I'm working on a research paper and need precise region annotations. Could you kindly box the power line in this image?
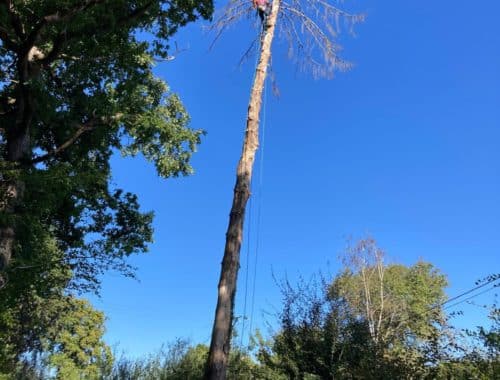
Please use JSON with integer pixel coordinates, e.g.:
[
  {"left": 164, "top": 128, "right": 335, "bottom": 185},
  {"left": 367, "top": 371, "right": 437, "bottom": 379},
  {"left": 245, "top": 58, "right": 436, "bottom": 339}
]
[
  {"left": 397, "top": 276, "right": 500, "bottom": 325},
  {"left": 437, "top": 275, "right": 499, "bottom": 310},
  {"left": 444, "top": 285, "right": 498, "bottom": 311},
  {"left": 371, "top": 275, "right": 500, "bottom": 329}
]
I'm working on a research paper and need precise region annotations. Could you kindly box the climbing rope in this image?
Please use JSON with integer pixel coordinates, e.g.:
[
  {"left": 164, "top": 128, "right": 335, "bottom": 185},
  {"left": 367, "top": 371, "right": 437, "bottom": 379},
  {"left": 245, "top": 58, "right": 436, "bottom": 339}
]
[
  {"left": 240, "top": 190, "right": 252, "bottom": 348},
  {"left": 248, "top": 65, "right": 267, "bottom": 347},
  {"left": 239, "top": 25, "right": 269, "bottom": 349}
]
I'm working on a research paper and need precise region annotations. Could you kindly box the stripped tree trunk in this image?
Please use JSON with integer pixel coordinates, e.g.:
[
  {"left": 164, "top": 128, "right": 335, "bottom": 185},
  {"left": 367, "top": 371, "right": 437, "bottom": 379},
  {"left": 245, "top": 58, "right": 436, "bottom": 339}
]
[{"left": 204, "top": 1, "right": 281, "bottom": 379}]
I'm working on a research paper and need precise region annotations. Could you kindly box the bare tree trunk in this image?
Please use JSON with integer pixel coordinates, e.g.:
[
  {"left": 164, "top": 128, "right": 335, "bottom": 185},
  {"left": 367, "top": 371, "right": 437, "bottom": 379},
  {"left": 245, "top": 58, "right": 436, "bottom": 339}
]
[{"left": 204, "top": 1, "right": 281, "bottom": 379}]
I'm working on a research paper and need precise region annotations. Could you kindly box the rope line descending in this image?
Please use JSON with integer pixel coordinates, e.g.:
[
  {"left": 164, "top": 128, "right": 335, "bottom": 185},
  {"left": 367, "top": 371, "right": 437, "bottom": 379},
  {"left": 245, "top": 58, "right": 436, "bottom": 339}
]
[
  {"left": 239, "top": 194, "right": 252, "bottom": 348},
  {"left": 248, "top": 64, "right": 268, "bottom": 346},
  {"left": 239, "top": 26, "right": 268, "bottom": 349}
]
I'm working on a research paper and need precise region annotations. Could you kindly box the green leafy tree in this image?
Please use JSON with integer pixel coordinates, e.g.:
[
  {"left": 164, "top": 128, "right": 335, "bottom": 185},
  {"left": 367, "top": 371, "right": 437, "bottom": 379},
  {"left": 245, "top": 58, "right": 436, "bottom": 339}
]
[
  {"left": 331, "top": 238, "right": 450, "bottom": 377},
  {"left": 0, "top": 296, "right": 112, "bottom": 379},
  {"left": 0, "top": 0, "right": 213, "bottom": 291},
  {"left": 0, "top": 0, "right": 213, "bottom": 370},
  {"left": 260, "top": 238, "right": 451, "bottom": 379},
  {"left": 44, "top": 298, "right": 112, "bottom": 379}
]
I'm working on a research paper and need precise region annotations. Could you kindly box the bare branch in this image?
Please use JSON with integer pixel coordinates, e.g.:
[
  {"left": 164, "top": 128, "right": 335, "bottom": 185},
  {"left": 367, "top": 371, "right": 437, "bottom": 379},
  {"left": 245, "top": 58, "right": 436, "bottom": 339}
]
[
  {"left": 209, "top": 0, "right": 364, "bottom": 79},
  {"left": 207, "top": 0, "right": 255, "bottom": 50},
  {"left": 281, "top": 2, "right": 351, "bottom": 78},
  {"left": 238, "top": 37, "right": 259, "bottom": 67}
]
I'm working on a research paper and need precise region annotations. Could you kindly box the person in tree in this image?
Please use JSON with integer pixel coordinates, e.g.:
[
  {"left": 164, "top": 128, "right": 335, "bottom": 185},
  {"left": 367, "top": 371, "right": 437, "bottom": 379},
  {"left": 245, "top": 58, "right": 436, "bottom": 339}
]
[{"left": 253, "top": 0, "right": 270, "bottom": 23}]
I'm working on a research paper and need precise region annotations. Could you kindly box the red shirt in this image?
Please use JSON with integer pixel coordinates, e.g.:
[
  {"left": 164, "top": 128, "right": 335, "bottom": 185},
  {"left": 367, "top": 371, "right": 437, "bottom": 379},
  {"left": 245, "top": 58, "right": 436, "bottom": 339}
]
[{"left": 253, "top": 0, "right": 268, "bottom": 8}]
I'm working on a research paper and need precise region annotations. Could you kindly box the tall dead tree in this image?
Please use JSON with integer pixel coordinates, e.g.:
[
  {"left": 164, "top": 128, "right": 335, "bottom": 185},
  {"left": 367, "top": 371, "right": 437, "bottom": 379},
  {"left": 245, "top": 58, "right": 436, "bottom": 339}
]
[
  {"left": 205, "top": 2, "right": 281, "bottom": 378},
  {"left": 205, "top": 1, "right": 364, "bottom": 379}
]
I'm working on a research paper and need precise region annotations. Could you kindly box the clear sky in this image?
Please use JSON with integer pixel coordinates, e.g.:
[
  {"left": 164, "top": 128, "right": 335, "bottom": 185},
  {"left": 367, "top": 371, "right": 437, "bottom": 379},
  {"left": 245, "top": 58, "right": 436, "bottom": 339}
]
[{"left": 90, "top": 0, "right": 500, "bottom": 357}]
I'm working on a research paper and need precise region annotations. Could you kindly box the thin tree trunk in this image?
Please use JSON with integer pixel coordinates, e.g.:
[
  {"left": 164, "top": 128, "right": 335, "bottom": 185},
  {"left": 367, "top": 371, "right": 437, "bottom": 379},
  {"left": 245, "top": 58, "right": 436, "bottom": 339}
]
[{"left": 205, "top": 1, "right": 280, "bottom": 379}]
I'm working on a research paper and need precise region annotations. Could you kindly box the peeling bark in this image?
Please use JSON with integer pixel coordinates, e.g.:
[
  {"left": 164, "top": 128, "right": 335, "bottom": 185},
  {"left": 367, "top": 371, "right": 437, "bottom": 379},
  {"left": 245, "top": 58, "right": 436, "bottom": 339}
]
[{"left": 204, "top": 1, "right": 281, "bottom": 379}]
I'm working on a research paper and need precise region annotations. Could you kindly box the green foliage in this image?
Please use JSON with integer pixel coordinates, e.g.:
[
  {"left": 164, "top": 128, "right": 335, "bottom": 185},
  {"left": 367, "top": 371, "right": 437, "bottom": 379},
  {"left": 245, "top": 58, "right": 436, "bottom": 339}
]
[
  {"left": 437, "top": 295, "right": 500, "bottom": 380},
  {"left": 0, "top": 296, "right": 112, "bottom": 380},
  {"left": 0, "top": 0, "right": 213, "bottom": 373},
  {"left": 259, "top": 239, "right": 452, "bottom": 379},
  {"left": 45, "top": 298, "right": 113, "bottom": 379},
  {"left": 104, "top": 340, "right": 277, "bottom": 380}
]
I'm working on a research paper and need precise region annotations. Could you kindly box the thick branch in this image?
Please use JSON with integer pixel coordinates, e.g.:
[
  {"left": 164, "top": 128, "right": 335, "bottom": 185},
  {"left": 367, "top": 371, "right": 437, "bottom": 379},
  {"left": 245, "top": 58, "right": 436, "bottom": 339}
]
[
  {"left": 29, "top": 114, "right": 122, "bottom": 164},
  {"left": 29, "top": 123, "right": 93, "bottom": 164}
]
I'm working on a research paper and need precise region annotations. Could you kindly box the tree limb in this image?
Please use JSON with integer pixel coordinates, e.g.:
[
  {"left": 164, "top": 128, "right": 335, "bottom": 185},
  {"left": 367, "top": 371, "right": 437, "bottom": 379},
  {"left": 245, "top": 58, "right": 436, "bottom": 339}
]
[
  {"left": 28, "top": 113, "right": 123, "bottom": 165},
  {"left": 29, "top": 121, "right": 96, "bottom": 164}
]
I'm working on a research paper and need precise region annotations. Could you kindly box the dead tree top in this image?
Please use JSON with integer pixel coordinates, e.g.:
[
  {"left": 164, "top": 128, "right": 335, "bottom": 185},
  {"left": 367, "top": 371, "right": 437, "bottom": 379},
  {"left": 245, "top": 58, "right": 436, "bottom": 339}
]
[{"left": 209, "top": 0, "right": 365, "bottom": 79}]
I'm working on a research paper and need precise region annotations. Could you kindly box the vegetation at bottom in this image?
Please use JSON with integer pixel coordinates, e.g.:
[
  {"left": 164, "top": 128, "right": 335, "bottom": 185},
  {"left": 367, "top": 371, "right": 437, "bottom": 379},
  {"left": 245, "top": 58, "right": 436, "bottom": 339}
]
[{"left": 1, "top": 239, "right": 498, "bottom": 379}]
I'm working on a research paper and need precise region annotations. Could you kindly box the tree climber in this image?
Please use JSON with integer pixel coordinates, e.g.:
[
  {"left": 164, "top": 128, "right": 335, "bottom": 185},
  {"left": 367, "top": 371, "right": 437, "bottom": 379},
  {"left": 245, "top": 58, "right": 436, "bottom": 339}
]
[{"left": 253, "top": 0, "right": 270, "bottom": 23}]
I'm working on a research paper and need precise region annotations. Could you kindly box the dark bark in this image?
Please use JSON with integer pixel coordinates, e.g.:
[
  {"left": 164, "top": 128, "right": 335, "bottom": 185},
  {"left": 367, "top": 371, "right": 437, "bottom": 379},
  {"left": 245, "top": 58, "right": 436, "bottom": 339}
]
[
  {"left": 204, "top": 1, "right": 281, "bottom": 379},
  {"left": 0, "top": 0, "right": 110, "bottom": 286},
  {"left": 0, "top": 1, "right": 34, "bottom": 287},
  {"left": 0, "top": 179, "right": 23, "bottom": 288}
]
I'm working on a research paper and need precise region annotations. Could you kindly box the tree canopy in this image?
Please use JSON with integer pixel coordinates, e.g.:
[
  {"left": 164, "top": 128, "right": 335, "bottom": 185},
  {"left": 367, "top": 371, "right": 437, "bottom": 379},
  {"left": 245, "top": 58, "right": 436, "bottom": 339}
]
[
  {"left": 0, "top": 0, "right": 213, "bottom": 372},
  {"left": 259, "top": 239, "right": 452, "bottom": 379}
]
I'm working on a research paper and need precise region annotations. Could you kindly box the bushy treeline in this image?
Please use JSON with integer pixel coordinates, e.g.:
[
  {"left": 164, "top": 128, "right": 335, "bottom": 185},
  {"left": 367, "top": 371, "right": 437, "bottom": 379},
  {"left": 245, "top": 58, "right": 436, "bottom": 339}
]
[{"left": 2, "top": 239, "right": 498, "bottom": 379}]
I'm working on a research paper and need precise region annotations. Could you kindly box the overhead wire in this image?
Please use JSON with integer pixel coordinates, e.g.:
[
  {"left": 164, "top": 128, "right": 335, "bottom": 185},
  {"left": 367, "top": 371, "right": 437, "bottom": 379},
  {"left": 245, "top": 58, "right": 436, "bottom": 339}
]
[
  {"left": 443, "top": 285, "right": 498, "bottom": 311},
  {"left": 436, "top": 275, "right": 499, "bottom": 310},
  {"left": 391, "top": 276, "right": 500, "bottom": 327}
]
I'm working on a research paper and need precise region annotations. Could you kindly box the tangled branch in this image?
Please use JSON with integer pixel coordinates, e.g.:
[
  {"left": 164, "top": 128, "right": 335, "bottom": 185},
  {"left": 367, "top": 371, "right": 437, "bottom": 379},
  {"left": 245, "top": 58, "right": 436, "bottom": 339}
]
[{"left": 209, "top": 0, "right": 365, "bottom": 78}]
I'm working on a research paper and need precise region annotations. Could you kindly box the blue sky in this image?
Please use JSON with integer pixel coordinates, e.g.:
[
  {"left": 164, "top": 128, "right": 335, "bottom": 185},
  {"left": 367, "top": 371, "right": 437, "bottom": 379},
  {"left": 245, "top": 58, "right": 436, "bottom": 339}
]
[{"left": 90, "top": 0, "right": 499, "bottom": 356}]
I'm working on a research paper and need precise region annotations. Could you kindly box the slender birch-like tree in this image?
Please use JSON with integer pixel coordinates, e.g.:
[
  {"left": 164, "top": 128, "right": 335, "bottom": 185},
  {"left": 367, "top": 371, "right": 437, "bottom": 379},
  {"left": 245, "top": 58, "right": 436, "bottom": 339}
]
[{"left": 205, "top": 1, "right": 364, "bottom": 378}]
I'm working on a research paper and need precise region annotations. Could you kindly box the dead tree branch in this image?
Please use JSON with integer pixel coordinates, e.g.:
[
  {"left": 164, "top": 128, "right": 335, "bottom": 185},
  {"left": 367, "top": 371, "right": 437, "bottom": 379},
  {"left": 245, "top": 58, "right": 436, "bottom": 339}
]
[{"left": 208, "top": 0, "right": 364, "bottom": 78}]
